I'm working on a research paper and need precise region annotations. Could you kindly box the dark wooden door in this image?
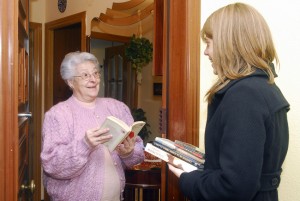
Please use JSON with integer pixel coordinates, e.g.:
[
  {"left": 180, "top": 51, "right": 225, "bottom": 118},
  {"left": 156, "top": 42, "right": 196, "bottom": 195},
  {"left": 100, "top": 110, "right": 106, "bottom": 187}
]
[
  {"left": 18, "top": 0, "right": 36, "bottom": 200},
  {"left": 0, "top": 1, "right": 43, "bottom": 200},
  {"left": 44, "top": 14, "right": 85, "bottom": 201},
  {"left": 53, "top": 23, "right": 82, "bottom": 105},
  {"left": 104, "top": 45, "right": 137, "bottom": 109}
]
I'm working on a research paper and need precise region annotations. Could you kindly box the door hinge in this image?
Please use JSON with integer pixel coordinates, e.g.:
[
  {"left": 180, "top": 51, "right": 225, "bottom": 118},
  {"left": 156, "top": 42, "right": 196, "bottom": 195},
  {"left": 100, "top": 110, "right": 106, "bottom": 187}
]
[{"left": 159, "top": 108, "right": 167, "bottom": 134}]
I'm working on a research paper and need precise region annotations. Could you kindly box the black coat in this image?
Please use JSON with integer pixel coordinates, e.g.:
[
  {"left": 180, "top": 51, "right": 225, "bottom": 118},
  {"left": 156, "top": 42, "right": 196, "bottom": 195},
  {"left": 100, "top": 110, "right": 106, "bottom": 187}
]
[{"left": 179, "top": 68, "right": 289, "bottom": 201}]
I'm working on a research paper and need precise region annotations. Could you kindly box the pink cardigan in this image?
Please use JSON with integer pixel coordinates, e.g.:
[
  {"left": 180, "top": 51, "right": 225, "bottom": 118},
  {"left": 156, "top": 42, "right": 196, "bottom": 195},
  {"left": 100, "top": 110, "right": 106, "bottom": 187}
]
[{"left": 41, "top": 96, "right": 145, "bottom": 201}]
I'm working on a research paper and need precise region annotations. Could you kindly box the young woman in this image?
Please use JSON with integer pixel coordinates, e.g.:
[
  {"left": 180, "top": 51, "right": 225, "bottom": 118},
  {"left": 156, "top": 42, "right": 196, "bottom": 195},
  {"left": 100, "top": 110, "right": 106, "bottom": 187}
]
[{"left": 168, "top": 3, "right": 289, "bottom": 201}]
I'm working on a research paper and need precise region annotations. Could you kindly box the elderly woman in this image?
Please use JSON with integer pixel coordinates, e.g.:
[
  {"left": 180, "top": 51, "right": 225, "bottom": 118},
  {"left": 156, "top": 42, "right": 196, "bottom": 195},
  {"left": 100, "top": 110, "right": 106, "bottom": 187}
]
[{"left": 41, "top": 52, "right": 145, "bottom": 201}]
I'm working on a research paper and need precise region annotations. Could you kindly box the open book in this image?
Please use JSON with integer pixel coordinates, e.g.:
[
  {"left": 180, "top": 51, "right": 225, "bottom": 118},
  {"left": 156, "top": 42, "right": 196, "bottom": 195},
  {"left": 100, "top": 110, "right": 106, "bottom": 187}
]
[{"left": 101, "top": 116, "right": 146, "bottom": 152}]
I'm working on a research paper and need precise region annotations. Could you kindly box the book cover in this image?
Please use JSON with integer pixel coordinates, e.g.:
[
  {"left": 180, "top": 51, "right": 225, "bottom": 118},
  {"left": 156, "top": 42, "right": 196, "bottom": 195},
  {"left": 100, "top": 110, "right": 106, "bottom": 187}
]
[
  {"left": 101, "top": 116, "right": 146, "bottom": 152},
  {"left": 154, "top": 137, "right": 176, "bottom": 149},
  {"left": 174, "top": 140, "right": 205, "bottom": 159},
  {"left": 155, "top": 137, "right": 204, "bottom": 163},
  {"left": 152, "top": 141, "right": 204, "bottom": 170},
  {"left": 145, "top": 143, "right": 199, "bottom": 172}
]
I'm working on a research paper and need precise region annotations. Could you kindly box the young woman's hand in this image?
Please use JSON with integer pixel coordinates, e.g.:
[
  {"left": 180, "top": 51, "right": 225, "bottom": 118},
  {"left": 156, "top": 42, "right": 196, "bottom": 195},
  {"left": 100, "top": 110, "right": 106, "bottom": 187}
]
[
  {"left": 168, "top": 163, "right": 185, "bottom": 178},
  {"left": 84, "top": 127, "right": 112, "bottom": 147}
]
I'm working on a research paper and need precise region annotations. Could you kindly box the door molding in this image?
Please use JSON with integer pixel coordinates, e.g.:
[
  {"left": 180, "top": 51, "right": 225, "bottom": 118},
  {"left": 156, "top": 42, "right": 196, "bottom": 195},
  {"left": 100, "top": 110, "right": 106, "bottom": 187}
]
[
  {"left": 160, "top": 0, "right": 200, "bottom": 200},
  {"left": 45, "top": 12, "right": 86, "bottom": 111},
  {"left": 29, "top": 22, "right": 43, "bottom": 201}
]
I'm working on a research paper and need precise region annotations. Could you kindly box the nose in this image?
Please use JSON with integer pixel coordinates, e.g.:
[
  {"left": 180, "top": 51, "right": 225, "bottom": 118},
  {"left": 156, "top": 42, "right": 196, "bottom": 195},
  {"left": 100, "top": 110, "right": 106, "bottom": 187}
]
[
  {"left": 204, "top": 48, "right": 209, "bottom": 56},
  {"left": 89, "top": 74, "right": 97, "bottom": 82}
]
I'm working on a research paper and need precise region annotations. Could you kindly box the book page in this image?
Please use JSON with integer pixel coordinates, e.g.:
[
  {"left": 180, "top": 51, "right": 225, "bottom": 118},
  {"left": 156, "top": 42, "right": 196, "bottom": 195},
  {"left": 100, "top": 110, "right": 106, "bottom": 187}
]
[
  {"left": 101, "top": 117, "right": 130, "bottom": 152},
  {"left": 130, "top": 121, "right": 146, "bottom": 138},
  {"left": 101, "top": 116, "right": 146, "bottom": 152},
  {"left": 106, "top": 116, "right": 130, "bottom": 130}
]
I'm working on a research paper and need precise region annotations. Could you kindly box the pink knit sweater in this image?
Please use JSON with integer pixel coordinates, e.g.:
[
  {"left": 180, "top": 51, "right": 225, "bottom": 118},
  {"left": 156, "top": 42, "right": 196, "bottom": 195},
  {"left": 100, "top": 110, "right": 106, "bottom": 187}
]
[{"left": 40, "top": 96, "right": 145, "bottom": 201}]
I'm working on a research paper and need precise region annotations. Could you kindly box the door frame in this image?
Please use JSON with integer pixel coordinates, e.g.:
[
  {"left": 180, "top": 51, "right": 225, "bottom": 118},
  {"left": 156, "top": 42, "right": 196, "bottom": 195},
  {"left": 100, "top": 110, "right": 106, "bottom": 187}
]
[
  {"left": 0, "top": 2, "right": 43, "bottom": 201},
  {"left": 44, "top": 12, "right": 86, "bottom": 112},
  {"left": 0, "top": 0, "right": 19, "bottom": 200},
  {"left": 29, "top": 22, "right": 43, "bottom": 201},
  {"left": 160, "top": 0, "right": 200, "bottom": 200}
]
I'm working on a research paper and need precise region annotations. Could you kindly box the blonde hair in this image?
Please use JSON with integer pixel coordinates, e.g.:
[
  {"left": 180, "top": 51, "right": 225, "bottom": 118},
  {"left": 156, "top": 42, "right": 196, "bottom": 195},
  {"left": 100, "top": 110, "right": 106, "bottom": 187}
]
[{"left": 201, "top": 3, "right": 279, "bottom": 103}]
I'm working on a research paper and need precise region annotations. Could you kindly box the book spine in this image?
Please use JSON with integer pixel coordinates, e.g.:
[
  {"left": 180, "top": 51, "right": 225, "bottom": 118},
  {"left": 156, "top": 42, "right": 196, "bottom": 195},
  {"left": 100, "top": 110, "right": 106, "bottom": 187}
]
[
  {"left": 153, "top": 141, "right": 204, "bottom": 170},
  {"left": 175, "top": 146, "right": 205, "bottom": 163},
  {"left": 174, "top": 143, "right": 204, "bottom": 159},
  {"left": 145, "top": 143, "right": 197, "bottom": 172},
  {"left": 154, "top": 137, "right": 176, "bottom": 149},
  {"left": 154, "top": 138, "right": 203, "bottom": 162},
  {"left": 174, "top": 140, "right": 205, "bottom": 159},
  {"left": 153, "top": 139, "right": 204, "bottom": 163}
]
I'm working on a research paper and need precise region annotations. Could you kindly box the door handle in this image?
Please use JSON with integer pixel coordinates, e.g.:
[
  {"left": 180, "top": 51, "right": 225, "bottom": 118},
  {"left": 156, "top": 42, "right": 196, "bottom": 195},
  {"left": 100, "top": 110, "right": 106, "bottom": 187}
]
[
  {"left": 18, "top": 112, "right": 32, "bottom": 118},
  {"left": 21, "top": 180, "right": 35, "bottom": 194}
]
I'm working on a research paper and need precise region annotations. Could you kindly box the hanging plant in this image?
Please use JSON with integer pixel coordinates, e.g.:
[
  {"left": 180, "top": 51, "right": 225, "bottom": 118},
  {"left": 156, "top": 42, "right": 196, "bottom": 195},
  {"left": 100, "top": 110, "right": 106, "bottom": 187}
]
[{"left": 125, "top": 34, "right": 153, "bottom": 73}]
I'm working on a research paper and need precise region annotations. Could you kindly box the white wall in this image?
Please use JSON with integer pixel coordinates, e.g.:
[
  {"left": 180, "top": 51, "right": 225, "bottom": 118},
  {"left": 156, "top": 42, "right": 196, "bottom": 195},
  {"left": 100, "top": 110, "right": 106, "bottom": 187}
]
[
  {"left": 200, "top": 1, "right": 300, "bottom": 200},
  {"left": 138, "top": 32, "right": 163, "bottom": 144},
  {"left": 44, "top": 0, "right": 128, "bottom": 35}
]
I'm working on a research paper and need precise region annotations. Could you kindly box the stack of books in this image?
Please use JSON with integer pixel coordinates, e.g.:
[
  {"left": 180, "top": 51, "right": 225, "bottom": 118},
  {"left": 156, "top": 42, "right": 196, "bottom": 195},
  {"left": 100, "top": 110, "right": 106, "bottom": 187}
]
[{"left": 145, "top": 137, "right": 205, "bottom": 172}]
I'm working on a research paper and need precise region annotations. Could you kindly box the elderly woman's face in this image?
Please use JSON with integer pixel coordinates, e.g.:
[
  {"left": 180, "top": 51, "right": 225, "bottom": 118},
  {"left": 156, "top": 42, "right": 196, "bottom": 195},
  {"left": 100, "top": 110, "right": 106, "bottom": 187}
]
[{"left": 69, "top": 61, "right": 100, "bottom": 103}]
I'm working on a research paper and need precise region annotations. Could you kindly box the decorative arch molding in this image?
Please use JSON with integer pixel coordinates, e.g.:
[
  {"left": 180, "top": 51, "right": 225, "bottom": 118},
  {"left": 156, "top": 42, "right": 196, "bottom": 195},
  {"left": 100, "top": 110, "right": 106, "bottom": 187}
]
[
  {"left": 91, "top": 0, "right": 154, "bottom": 37},
  {"left": 99, "top": 3, "right": 154, "bottom": 26}
]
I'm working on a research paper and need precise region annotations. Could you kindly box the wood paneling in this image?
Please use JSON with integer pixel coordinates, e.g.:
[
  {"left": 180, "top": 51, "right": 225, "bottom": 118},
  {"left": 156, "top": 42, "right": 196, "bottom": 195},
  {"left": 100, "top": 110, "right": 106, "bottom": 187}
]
[
  {"left": 0, "top": 0, "right": 29, "bottom": 200},
  {"left": 29, "top": 22, "right": 43, "bottom": 201},
  {"left": 160, "top": 0, "right": 200, "bottom": 200}
]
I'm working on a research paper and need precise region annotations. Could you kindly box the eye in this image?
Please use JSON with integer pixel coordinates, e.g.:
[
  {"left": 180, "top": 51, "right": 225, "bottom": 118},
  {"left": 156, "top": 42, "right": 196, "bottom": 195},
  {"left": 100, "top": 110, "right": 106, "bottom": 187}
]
[
  {"left": 81, "top": 72, "right": 90, "bottom": 79},
  {"left": 93, "top": 71, "right": 100, "bottom": 77}
]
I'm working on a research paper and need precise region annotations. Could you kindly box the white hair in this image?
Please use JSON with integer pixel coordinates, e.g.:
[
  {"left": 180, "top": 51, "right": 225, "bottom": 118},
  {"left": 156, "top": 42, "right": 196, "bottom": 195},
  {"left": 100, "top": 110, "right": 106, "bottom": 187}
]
[{"left": 60, "top": 51, "right": 100, "bottom": 81}]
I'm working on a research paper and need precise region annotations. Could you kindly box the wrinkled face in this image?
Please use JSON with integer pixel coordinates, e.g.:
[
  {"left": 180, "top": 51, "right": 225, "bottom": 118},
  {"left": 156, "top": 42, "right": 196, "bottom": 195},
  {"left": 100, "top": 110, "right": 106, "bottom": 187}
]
[
  {"left": 67, "top": 61, "right": 100, "bottom": 103},
  {"left": 204, "top": 37, "right": 217, "bottom": 75}
]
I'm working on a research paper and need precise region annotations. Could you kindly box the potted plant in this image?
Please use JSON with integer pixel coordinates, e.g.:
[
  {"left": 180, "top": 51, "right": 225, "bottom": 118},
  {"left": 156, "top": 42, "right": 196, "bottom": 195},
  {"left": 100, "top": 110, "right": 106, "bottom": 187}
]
[
  {"left": 131, "top": 108, "right": 152, "bottom": 142},
  {"left": 125, "top": 34, "right": 153, "bottom": 84}
]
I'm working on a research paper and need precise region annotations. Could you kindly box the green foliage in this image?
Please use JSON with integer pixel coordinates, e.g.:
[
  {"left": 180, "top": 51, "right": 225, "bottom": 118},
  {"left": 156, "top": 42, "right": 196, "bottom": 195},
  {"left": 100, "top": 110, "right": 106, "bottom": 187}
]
[
  {"left": 131, "top": 108, "right": 152, "bottom": 141},
  {"left": 125, "top": 35, "right": 153, "bottom": 73}
]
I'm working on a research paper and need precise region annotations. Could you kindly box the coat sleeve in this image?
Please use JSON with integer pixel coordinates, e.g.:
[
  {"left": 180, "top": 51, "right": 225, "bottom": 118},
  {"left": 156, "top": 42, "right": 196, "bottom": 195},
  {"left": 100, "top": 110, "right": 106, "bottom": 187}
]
[{"left": 179, "top": 84, "right": 269, "bottom": 201}]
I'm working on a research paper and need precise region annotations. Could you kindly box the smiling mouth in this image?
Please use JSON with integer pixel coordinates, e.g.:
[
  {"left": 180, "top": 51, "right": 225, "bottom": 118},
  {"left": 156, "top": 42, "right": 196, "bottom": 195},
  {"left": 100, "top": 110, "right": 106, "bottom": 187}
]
[{"left": 87, "top": 86, "right": 97, "bottom": 89}]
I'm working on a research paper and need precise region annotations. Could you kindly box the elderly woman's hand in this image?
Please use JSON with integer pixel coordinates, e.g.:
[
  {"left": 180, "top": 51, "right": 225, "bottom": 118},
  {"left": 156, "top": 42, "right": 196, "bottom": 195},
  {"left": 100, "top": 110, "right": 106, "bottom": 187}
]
[
  {"left": 84, "top": 127, "right": 112, "bottom": 147},
  {"left": 116, "top": 134, "right": 136, "bottom": 157}
]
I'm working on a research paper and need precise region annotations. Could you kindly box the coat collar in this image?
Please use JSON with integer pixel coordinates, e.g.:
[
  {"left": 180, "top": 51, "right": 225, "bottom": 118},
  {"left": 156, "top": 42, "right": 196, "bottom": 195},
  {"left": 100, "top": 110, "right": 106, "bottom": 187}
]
[{"left": 215, "top": 63, "right": 277, "bottom": 96}]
